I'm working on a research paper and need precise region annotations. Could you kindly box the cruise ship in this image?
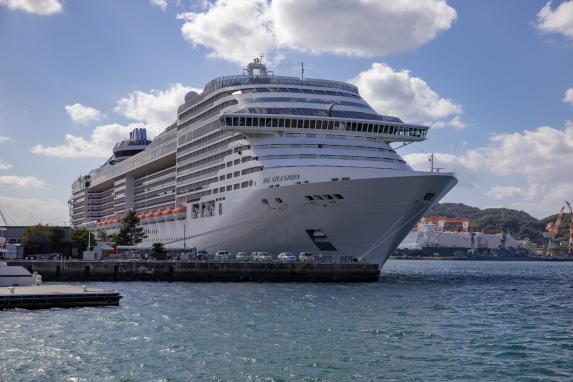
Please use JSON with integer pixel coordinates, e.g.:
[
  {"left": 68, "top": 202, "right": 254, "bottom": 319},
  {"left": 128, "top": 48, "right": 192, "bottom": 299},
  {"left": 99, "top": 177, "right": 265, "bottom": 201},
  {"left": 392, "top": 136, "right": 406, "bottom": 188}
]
[{"left": 70, "top": 59, "right": 457, "bottom": 266}]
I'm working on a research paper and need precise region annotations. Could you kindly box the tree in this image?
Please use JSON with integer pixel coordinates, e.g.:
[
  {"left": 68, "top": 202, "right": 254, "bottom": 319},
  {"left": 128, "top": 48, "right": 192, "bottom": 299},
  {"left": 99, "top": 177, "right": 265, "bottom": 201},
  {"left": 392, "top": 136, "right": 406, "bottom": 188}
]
[
  {"left": 150, "top": 242, "right": 167, "bottom": 260},
  {"left": 70, "top": 228, "right": 96, "bottom": 253},
  {"left": 22, "top": 224, "right": 72, "bottom": 255},
  {"left": 112, "top": 210, "right": 147, "bottom": 246},
  {"left": 22, "top": 225, "right": 51, "bottom": 254},
  {"left": 96, "top": 229, "right": 108, "bottom": 241}
]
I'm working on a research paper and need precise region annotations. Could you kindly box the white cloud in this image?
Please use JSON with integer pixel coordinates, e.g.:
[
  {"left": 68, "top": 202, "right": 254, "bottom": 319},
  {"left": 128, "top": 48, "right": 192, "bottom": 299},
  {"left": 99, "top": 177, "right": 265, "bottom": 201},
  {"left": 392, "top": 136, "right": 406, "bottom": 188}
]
[
  {"left": 272, "top": 0, "right": 456, "bottom": 57},
  {"left": 0, "top": 0, "right": 62, "bottom": 15},
  {"left": 486, "top": 185, "right": 531, "bottom": 200},
  {"left": 564, "top": 87, "right": 573, "bottom": 106},
  {"left": 0, "top": 195, "right": 68, "bottom": 225},
  {"left": 350, "top": 63, "right": 463, "bottom": 127},
  {"left": 0, "top": 160, "right": 12, "bottom": 170},
  {"left": 411, "top": 121, "right": 573, "bottom": 218},
  {"left": 177, "top": 0, "right": 457, "bottom": 65},
  {"left": 65, "top": 103, "right": 103, "bottom": 125},
  {"left": 114, "top": 83, "right": 197, "bottom": 135},
  {"left": 0, "top": 136, "right": 13, "bottom": 143},
  {"left": 150, "top": 0, "right": 167, "bottom": 11},
  {"left": 404, "top": 151, "right": 482, "bottom": 187},
  {"left": 31, "top": 123, "right": 138, "bottom": 158},
  {"left": 177, "top": 0, "right": 276, "bottom": 65},
  {"left": 537, "top": 1, "right": 573, "bottom": 39},
  {"left": 0, "top": 175, "right": 45, "bottom": 188},
  {"left": 34, "top": 83, "right": 199, "bottom": 158}
]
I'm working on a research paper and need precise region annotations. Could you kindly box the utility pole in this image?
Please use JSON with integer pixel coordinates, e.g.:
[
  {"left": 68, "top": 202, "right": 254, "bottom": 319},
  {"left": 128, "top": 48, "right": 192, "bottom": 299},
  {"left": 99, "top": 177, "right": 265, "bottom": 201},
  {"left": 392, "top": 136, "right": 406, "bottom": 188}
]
[{"left": 183, "top": 223, "right": 186, "bottom": 251}]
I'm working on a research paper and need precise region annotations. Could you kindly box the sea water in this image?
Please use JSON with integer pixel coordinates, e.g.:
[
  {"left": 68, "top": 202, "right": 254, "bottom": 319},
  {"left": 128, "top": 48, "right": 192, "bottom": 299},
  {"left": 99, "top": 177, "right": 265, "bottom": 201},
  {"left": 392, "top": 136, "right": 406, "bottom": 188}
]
[{"left": 1, "top": 260, "right": 572, "bottom": 381}]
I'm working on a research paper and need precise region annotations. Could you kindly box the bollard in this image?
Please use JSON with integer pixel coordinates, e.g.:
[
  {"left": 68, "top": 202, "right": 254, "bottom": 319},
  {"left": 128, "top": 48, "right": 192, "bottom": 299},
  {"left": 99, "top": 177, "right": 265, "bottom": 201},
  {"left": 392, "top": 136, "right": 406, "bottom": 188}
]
[
  {"left": 82, "top": 285, "right": 88, "bottom": 292},
  {"left": 35, "top": 275, "right": 42, "bottom": 286},
  {"left": 8, "top": 287, "right": 15, "bottom": 295}
]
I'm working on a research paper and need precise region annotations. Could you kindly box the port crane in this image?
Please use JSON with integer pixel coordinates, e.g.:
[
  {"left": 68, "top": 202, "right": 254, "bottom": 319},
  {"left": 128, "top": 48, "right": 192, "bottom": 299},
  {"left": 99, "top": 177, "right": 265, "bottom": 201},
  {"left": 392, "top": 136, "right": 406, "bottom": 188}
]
[
  {"left": 0, "top": 207, "right": 9, "bottom": 255},
  {"left": 543, "top": 201, "right": 573, "bottom": 256}
]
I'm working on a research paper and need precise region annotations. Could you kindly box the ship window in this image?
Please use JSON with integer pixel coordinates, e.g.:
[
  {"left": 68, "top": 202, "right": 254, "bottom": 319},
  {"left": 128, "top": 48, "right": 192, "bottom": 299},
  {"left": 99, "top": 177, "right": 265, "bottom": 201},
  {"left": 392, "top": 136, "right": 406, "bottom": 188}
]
[
  {"left": 234, "top": 159, "right": 240, "bottom": 165},
  {"left": 234, "top": 171, "right": 240, "bottom": 177},
  {"left": 233, "top": 183, "right": 240, "bottom": 190},
  {"left": 305, "top": 195, "right": 314, "bottom": 201},
  {"left": 219, "top": 187, "right": 225, "bottom": 193},
  {"left": 278, "top": 118, "right": 285, "bottom": 128},
  {"left": 213, "top": 188, "right": 218, "bottom": 194},
  {"left": 309, "top": 120, "right": 316, "bottom": 129},
  {"left": 275, "top": 198, "right": 283, "bottom": 203},
  {"left": 324, "top": 194, "right": 333, "bottom": 200},
  {"left": 219, "top": 203, "right": 223, "bottom": 215},
  {"left": 241, "top": 181, "right": 249, "bottom": 188},
  {"left": 246, "top": 117, "right": 252, "bottom": 126},
  {"left": 297, "top": 119, "right": 304, "bottom": 129},
  {"left": 233, "top": 117, "right": 239, "bottom": 126},
  {"left": 261, "top": 199, "right": 269, "bottom": 205},
  {"left": 220, "top": 176, "right": 225, "bottom": 181},
  {"left": 313, "top": 195, "right": 323, "bottom": 200},
  {"left": 303, "top": 120, "right": 309, "bottom": 129},
  {"left": 334, "top": 194, "right": 344, "bottom": 200}
]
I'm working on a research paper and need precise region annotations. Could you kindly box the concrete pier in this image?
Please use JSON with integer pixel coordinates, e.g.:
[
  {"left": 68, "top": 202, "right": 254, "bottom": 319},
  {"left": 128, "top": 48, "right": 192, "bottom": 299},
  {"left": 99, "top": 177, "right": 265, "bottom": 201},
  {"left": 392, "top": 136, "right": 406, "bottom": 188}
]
[
  {"left": 7, "top": 260, "right": 380, "bottom": 282},
  {"left": 0, "top": 285, "right": 122, "bottom": 310}
]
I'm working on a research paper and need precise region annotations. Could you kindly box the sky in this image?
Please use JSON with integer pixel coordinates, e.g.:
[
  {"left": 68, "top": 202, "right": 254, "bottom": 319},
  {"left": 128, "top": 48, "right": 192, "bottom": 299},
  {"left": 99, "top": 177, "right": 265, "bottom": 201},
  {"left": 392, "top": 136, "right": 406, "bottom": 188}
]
[{"left": 0, "top": 0, "right": 572, "bottom": 225}]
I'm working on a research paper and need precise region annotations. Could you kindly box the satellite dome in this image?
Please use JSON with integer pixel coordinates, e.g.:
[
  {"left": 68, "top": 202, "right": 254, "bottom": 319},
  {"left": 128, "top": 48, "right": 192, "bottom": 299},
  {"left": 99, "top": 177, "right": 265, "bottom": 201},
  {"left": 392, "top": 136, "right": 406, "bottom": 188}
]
[{"left": 184, "top": 91, "right": 199, "bottom": 103}]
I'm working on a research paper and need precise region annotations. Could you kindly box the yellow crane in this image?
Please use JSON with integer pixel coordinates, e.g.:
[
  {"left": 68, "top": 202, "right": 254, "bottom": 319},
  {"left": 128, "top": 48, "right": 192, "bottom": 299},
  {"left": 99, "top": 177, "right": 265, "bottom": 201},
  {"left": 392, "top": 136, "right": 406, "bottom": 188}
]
[{"left": 544, "top": 201, "right": 573, "bottom": 256}]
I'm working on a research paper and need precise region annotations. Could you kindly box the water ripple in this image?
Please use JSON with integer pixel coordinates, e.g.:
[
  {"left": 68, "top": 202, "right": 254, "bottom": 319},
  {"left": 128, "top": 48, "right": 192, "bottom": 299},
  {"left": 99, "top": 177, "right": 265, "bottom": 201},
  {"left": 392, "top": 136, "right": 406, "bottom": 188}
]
[{"left": 1, "top": 260, "right": 572, "bottom": 381}]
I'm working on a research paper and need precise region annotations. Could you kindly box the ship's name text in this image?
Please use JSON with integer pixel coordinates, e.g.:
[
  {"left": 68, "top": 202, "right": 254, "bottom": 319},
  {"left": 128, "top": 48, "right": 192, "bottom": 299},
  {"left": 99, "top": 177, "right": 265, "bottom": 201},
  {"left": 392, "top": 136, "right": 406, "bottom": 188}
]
[{"left": 263, "top": 174, "right": 301, "bottom": 184}]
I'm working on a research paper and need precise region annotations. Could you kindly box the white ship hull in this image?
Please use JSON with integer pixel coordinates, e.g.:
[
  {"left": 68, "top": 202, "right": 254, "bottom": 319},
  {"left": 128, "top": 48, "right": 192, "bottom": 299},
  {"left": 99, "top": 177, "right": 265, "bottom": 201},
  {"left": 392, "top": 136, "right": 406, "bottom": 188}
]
[{"left": 131, "top": 168, "right": 456, "bottom": 266}]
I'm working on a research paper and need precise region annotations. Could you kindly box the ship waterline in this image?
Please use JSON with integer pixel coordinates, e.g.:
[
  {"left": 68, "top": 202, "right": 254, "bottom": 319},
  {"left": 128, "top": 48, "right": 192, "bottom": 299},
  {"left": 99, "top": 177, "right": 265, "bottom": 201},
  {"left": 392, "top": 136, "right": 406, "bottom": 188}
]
[{"left": 70, "top": 59, "right": 457, "bottom": 266}]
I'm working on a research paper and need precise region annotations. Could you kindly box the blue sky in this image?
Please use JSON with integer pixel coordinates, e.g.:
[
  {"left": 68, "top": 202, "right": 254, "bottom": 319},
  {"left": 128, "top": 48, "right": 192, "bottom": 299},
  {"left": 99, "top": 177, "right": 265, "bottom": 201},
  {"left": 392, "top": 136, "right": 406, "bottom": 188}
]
[{"left": 0, "top": 0, "right": 572, "bottom": 224}]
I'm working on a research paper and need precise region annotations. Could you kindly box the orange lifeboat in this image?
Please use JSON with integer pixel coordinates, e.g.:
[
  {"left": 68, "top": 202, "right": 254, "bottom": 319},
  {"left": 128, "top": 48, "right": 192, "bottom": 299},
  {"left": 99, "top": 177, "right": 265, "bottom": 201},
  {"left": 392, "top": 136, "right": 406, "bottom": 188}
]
[
  {"left": 164, "top": 208, "right": 175, "bottom": 221},
  {"left": 152, "top": 210, "right": 162, "bottom": 222},
  {"left": 139, "top": 213, "right": 148, "bottom": 225},
  {"left": 157, "top": 209, "right": 168, "bottom": 222},
  {"left": 174, "top": 206, "right": 187, "bottom": 220}
]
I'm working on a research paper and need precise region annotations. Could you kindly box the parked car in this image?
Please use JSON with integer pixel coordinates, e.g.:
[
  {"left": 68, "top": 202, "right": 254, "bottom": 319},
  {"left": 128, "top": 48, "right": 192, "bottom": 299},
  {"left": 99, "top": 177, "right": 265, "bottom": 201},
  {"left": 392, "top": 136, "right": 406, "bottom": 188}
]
[
  {"left": 196, "top": 250, "right": 208, "bottom": 260},
  {"left": 253, "top": 251, "right": 272, "bottom": 261},
  {"left": 214, "top": 250, "right": 231, "bottom": 261},
  {"left": 236, "top": 252, "right": 251, "bottom": 261},
  {"left": 298, "top": 252, "right": 315, "bottom": 263},
  {"left": 277, "top": 252, "right": 298, "bottom": 262}
]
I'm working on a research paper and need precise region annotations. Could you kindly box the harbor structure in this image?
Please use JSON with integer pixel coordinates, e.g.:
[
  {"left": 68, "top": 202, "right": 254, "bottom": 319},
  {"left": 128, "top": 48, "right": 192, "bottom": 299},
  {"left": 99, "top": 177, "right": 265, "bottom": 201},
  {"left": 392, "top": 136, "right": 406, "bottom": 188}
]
[
  {"left": 397, "top": 216, "right": 522, "bottom": 257},
  {"left": 70, "top": 58, "right": 456, "bottom": 267}
]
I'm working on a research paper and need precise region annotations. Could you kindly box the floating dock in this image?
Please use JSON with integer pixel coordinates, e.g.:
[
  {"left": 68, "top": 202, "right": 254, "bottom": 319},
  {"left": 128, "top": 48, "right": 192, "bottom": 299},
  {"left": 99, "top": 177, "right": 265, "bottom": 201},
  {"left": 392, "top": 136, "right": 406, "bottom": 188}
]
[
  {"left": 0, "top": 284, "right": 122, "bottom": 310},
  {"left": 8, "top": 260, "right": 380, "bottom": 282}
]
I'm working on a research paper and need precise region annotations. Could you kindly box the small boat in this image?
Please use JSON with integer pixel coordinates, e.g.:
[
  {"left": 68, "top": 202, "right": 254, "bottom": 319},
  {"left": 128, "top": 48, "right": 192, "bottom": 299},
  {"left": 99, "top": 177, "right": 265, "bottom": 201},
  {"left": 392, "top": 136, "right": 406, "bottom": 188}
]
[{"left": 0, "top": 261, "right": 35, "bottom": 287}]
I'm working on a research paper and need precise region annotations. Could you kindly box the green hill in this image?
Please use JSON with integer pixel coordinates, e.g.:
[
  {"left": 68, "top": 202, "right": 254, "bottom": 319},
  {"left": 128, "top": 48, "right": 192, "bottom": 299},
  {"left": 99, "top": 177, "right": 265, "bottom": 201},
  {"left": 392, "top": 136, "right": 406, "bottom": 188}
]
[{"left": 428, "top": 203, "right": 551, "bottom": 245}]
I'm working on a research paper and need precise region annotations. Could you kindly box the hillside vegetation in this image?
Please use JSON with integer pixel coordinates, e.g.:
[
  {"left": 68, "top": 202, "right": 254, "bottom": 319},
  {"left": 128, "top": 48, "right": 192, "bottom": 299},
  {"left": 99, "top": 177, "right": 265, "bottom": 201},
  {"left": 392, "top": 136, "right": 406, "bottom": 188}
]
[{"left": 427, "top": 203, "right": 568, "bottom": 245}]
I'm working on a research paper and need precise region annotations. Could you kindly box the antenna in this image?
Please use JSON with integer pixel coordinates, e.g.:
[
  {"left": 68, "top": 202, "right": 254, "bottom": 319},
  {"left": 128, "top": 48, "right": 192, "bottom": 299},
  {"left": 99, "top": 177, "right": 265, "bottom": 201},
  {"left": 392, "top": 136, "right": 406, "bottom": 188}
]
[{"left": 429, "top": 153, "right": 434, "bottom": 172}]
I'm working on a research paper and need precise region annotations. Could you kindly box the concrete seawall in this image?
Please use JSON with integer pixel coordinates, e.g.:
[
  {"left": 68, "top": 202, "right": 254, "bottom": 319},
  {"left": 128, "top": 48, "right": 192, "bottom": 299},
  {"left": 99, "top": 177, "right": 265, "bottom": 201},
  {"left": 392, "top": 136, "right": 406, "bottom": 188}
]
[{"left": 8, "top": 260, "right": 380, "bottom": 282}]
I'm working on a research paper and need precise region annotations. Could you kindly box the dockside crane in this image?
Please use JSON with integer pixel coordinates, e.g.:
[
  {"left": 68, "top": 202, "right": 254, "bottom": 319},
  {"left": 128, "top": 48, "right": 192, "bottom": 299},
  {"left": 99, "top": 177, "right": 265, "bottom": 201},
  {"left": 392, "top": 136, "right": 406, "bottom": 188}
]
[
  {"left": 566, "top": 201, "right": 573, "bottom": 254},
  {"left": 543, "top": 201, "right": 573, "bottom": 256}
]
